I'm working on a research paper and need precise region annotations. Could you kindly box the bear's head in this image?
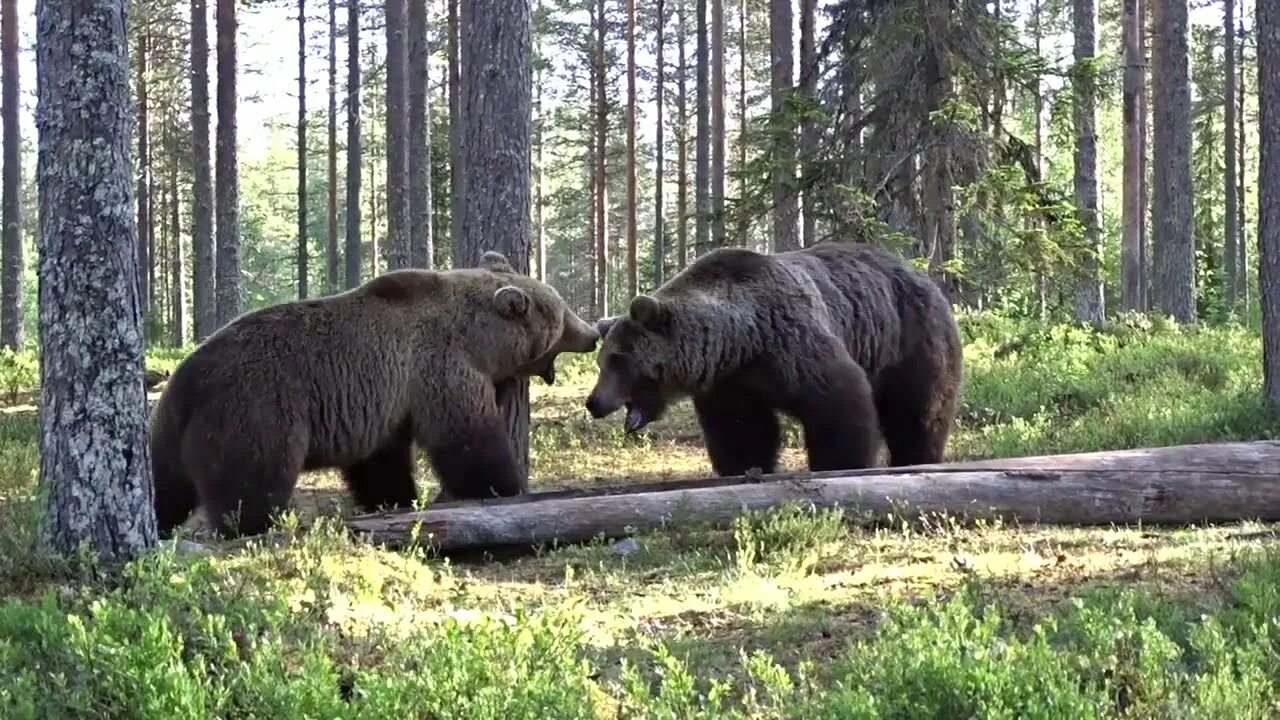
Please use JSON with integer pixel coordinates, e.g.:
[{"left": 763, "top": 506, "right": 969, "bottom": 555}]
[
  {"left": 584, "top": 294, "right": 678, "bottom": 433},
  {"left": 474, "top": 251, "right": 600, "bottom": 384}
]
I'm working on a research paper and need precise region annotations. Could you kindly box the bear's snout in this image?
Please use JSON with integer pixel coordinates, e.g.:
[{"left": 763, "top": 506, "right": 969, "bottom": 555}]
[{"left": 585, "top": 390, "right": 618, "bottom": 419}]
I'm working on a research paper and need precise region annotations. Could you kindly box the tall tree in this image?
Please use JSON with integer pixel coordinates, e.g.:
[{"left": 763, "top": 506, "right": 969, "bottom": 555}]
[
  {"left": 384, "top": 0, "right": 409, "bottom": 269},
  {"left": 710, "top": 0, "right": 725, "bottom": 248},
  {"left": 448, "top": 0, "right": 463, "bottom": 255},
  {"left": 191, "top": 0, "right": 216, "bottom": 339},
  {"left": 769, "top": 0, "right": 797, "bottom": 250},
  {"left": 297, "top": 0, "right": 309, "bottom": 298},
  {"left": 595, "top": 0, "right": 609, "bottom": 315},
  {"left": 626, "top": 0, "right": 638, "bottom": 296},
  {"left": 168, "top": 127, "right": 187, "bottom": 345},
  {"left": 534, "top": 0, "right": 545, "bottom": 281},
  {"left": 1, "top": 0, "right": 22, "bottom": 349},
  {"left": 654, "top": 0, "right": 666, "bottom": 287},
  {"left": 458, "top": 0, "right": 534, "bottom": 482},
  {"left": 136, "top": 25, "right": 151, "bottom": 326},
  {"left": 1224, "top": 0, "right": 1239, "bottom": 312},
  {"left": 408, "top": 0, "right": 433, "bottom": 267},
  {"left": 736, "top": 0, "right": 747, "bottom": 248},
  {"left": 1150, "top": 0, "right": 1194, "bottom": 323},
  {"left": 676, "top": 0, "right": 688, "bottom": 269},
  {"left": 1261, "top": 0, "right": 1280, "bottom": 399},
  {"left": 35, "top": 0, "right": 157, "bottom": 560},
  {"left": 215, "top": 0, "right": 243, "bottom": 326},
  {"left": 694, "top": 0, "right": 709, "bottom": 255},
  {"left": 1073, "top": 0, "right": 1103, "bottom": 322},
  {"left": 798, "top": 0, "right": 816, "bottom": 248},
  {"left": 1121, "top": 0, "right": 1145, "bottom": 311},
  {"left": 327, "top": 0, "right": 339, "bottom": 291},
  {"left": 1236, "top": 10, "right": 1246, "bottom": 306},
  {"left": 345, "top": 0, "right": 362, "bottom": 288}
]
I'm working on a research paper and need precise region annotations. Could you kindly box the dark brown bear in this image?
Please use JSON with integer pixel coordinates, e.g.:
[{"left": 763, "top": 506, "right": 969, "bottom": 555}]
[
  {"left": 151, "top": 251, "right": 599, "bottom": 538},
  {"left": 584, "top": 242, "right": 963, "bottom": 475}
]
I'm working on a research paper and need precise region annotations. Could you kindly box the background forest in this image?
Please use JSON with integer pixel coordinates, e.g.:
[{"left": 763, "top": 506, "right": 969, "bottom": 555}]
[{"left": 4, "top": 0, "right": 1280, "bottom": 716}]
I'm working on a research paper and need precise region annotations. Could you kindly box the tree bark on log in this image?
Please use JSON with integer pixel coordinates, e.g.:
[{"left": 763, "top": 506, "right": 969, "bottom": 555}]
[{"left": 346, "top": 442, "right": 1280, "bottom": 551}]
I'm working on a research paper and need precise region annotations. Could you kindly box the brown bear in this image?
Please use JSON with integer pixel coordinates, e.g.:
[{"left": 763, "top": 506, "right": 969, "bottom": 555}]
[
  {"left": 151, "top": 251, "right": 599, "bottom": 539},
  {"left": 584, "top": 242, "right": 963, "bottom": 476}
]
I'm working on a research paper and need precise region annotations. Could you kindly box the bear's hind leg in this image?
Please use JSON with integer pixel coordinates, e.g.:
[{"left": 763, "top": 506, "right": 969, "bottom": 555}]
[
  {"left": 786, "top": 353, "right": 882, "bottom": 472},
  {"left": 153, "top": 447, "right": 199, "bottom": 539},
  {"left": 693, "top": 387, "right": 781, "bottom": 476},
  {"left": 191, "top": 430, "right": 305, "bottom": 539},
  {"left": 343, "top": 424, "right": 419, "bottom": 512},
  {"left": 873, "top": 353, "right": 959, "bottom": 467}
]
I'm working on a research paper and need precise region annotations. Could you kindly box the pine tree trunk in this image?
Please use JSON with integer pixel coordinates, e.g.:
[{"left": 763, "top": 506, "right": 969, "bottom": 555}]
[
  {"left": 191, "top": 0, "right": 216, "bottom": 338},
  {"left": 694, "top": 0, "right": 709, "bottom": 256},
  {"left": 458, "top": 0, "right": 533, "bottom": 482},
  {"left": 1238, "top": 20, "right": 1247, "bottom": 307},
  {"left": 710, "top": 0, "right": 725, "bottom": 249},
  {"left": 345, "top": 0, "right": 362, "bottom": 288},
  {"left": 297, "top": 0, "right": 309, "bottom": 299},
  {"left": 1, "top": 0, "right": 22, "bottom": 349},
  {"left": 588, "top": 54, "right": 598, "bottom": 312},
  {"left": 736, "top": 0, "right": 748, "bottom": 249},
  {"left": 169, "top": 130, "right": 187, "bottom": 346},
  {"left": 1259, "top": 0, "right": 1280, "bottom": 400},
  {"left": 384, "top": 0, "right": 409, "bottom": 270},
  {"left": 1224, "top": 0, "right": 1238, "bottom": 313},
  {"left": 769, "top": 0, "right": 797, "bottom": 250},
  {"left": 1139, "top": 0, "right": 1149, "bottom": 310},
  {"left": 534, "top": 5, "right": 545, "bottom": 282},
  {"left": 1073, "top": 0, "right": 1103, "bottom": 323},
  {"left": 215, "top": 0, "right": 243, "bottom": 325},
  {"left": 626, "top": 0, "right": 638, "bottom": 296},
  {"left": 408, "top": 0, "right": 432, "bottom": 268},
  {"left": 35, "top": 0, "right": 157, "bottom": 561},
  {"left": 327, "top": 0, "right": 339, "bottom": 292},
  {"left": 136, "top": 26, "right": 151, "bottom": 329},
  {"left": 676, "top": 0, "right": 688, "bottom": 269},
  {"left": 798, "top": 0, "right": 815, "bottom": 248},
  {"left": 448, "top": 0, "right": 463, "bottom": 262},
  {"left": 654, "top": 0, "right": 665, "bottom": 286},
  {"left": 1121, "top": 0, "right": 1144, "bottom": 312},
  {"left": 595, "top": 0, "right": 609, "bottom": 316},
  {"left": 1150, "top": 0, "right": 1195, "bottom": 323}
]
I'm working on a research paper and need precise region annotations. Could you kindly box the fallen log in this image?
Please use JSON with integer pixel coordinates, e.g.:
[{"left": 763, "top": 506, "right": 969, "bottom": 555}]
[{"left": 346, "top": 441, "right": 1280, "bottom": 552}]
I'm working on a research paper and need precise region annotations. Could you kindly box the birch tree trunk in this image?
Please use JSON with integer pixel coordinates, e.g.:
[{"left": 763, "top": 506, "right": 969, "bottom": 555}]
[
  {"left": 1, "top": 0, "right": 22, "bottom": 349},
  {"left": 1073, "top": 0, "right": 1103, "bottom": 323},
  {"left": 215, "top": 0, "right": 243, "bottom": 326},
  {"left": 344, "top": 0, "right": 362, "bottom": 288},
  {"left": 1259, "top": 0, "right": 1280, "bottom": 400},
  {"left": 1150, "top": 0, "right": 1195, "bottom": 323},
  {"left": 459, "top": 0, "right": 533, "bottom": 480},
  {"left": 191, "top": 0, "right": 216, "bottom": 338},
  {"left": 35, "top": 0, "right": 157, "bottom": 560}
]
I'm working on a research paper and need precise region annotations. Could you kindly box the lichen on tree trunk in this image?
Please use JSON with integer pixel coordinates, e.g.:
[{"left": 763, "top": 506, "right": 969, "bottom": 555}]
[
  {"left": 35, "top": 0, "right": 157, "bottom": 561},
  {"left": 459, "top": 0, "right": 533, "bottom": 482}
]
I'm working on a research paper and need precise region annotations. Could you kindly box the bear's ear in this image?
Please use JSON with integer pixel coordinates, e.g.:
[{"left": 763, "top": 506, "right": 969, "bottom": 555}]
[
  {"left": 629, "top": 295, "right": 670, "bottom": 333},
  {"left": 480, "top": 251, "right": 514, "bottom": 274},
  {"left": 596, "top": 315, "right": 621, "bottom": 338},
  {"left": 494, "top": 285, "right": 531, "bottom": 319}
]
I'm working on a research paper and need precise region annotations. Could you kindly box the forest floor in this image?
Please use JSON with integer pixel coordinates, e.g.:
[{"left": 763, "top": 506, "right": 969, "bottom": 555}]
[{"left": 1, "top": 312, "right": 1279, "bottom": 717}]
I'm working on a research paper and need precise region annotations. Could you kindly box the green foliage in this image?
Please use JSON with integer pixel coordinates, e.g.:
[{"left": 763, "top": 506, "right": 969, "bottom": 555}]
[{"left": 0, "top": 349, "right": 36, "bottom": 405}]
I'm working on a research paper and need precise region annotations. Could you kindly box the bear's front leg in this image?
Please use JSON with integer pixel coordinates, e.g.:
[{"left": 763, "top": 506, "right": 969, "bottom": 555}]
[
  {"left": 787, "top": 351, "right": 883, "bottom": 472},
  {"left": 693, "top": 385, "right": 782, "bottom": 476},
  {"left": 424, "top": 417, "right": 526, "bottom": 500}
]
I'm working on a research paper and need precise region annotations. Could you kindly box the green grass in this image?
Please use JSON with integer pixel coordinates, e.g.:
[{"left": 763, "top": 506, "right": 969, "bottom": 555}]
[{"left": 1, "top": 310, "right": 1279, "bottom": 717}]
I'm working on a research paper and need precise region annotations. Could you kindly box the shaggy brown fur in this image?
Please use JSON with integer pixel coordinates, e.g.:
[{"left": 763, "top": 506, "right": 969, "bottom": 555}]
[
  {"left": 151, "top": 251, "right": 599, "bottom": 538},
  {"left": 585, "top": 242, "right": 963, "bottom": 475}
]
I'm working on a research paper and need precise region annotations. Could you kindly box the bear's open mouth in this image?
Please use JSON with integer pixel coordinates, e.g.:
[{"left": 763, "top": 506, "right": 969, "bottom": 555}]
[{"left": 623, "top": 403, "right": 650, "bottom": 433}]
